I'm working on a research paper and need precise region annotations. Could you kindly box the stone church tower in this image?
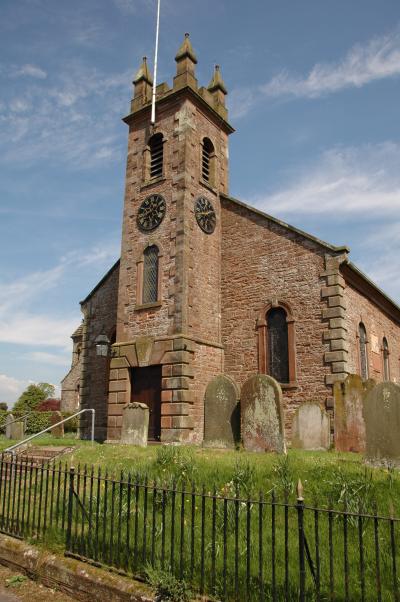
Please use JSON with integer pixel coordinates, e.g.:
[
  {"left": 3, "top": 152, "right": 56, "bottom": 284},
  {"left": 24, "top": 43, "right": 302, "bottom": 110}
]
[{"left": 107, "top": 35, "right": 234, "bottom": 443}]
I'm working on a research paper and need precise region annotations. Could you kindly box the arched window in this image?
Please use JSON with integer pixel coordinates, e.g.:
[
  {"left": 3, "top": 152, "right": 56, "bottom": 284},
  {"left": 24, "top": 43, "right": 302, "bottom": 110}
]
[
  {"left": 201, "top": 137, "right": 215, "bottom": 186},
  {"left": 149, "top": 133, "right": 163, "bottom": 179},
  {"left": 383, "top": 337, "right": 390, "bottom": 381},
  {"left": 358, "top": 323, "right": 368, "bottom": 380},
  {"left": 142, "top": 245, "right": 159, "bottom": 304},
  {"left": 257, "top": 301, "right": 296, "bottom": 384},
  {"left": 267, "top": 307, "right": 289, "bottom": 383}
]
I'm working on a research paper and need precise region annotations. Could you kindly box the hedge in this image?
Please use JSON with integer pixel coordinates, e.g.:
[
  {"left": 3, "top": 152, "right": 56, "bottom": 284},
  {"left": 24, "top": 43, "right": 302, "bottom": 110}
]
[{"left": 0, "top": 411, "right": 78, "bottom": 435}]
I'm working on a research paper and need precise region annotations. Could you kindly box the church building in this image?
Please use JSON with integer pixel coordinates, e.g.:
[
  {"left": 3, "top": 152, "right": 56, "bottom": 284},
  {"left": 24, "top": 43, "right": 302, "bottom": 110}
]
[{"left": 61, "top": 35, "right": 400, "bottom": 445}]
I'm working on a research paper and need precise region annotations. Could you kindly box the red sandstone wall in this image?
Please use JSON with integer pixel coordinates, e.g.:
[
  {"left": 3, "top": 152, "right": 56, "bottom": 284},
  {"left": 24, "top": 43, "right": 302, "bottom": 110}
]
[
  {"left": 343, "top": 281, "right": 400, "bottom": 383},
  {"left": 189, "top": 343, "right": 224, "bottom": 443},
  {"left": 80, "top": 264, "right": 119, "bottom": 440},
  {"left": 220, "top": 198, "right": 333, "bottom": 434}
]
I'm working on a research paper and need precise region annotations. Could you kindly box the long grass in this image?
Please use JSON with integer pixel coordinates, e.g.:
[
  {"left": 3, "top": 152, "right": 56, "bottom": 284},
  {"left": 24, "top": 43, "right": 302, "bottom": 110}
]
[{"left": 1, "top": 441, "right": 400, "bottom": 600}]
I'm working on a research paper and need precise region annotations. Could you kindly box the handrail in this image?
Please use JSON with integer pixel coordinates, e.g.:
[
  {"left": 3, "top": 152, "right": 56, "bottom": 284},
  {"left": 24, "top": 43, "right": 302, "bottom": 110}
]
[
  {"left": 1, "top": 413, "right": 31, "bottom": 430},
  {"left": 4, "top": 409, "right": 95, "bottom": 455}
]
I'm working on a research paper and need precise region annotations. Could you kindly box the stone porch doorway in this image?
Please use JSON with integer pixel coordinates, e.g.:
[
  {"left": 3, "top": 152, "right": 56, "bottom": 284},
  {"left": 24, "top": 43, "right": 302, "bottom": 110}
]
[{"left": 130, "top": 365, "right": 162, "bottom": 441}]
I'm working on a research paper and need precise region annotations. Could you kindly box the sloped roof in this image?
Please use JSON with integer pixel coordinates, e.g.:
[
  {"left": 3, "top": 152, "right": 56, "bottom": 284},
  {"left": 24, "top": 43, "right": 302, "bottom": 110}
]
[
  {"left": 221, "top": 193, "right": 349, "bottom": 254},
  {"left": 221, "top": 193, "right": 400, "bottom": 321},
  {"left": 80, "top": 259, "right": 120, "bottom": 306}
]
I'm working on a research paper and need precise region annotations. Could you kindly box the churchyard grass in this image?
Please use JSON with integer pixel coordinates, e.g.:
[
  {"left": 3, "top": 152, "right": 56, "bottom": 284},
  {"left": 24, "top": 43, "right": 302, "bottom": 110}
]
[
  {"left": 0, "top": 435, "right": 399, "bottom": 513},
  {"left": 0, "top": 438, "right": 400, "bottom": 599}
]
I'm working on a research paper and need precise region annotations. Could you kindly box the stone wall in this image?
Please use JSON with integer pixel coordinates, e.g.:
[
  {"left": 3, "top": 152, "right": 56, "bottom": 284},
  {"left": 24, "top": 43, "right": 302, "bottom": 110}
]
[
  {"left": 220, "top": 197, "right": 338, "bottom": 437},
  {"left": 60, "top": 361, "right": 81, "bottom": 413},
  {"left": 80, "top": 262, "right": 119, "bottom": 441},
  {"left": 189, "top": 342, "right": 224, "bottom": 443},
  {"left": 343, "top": 276, "right": 400, "bottom": 384}
]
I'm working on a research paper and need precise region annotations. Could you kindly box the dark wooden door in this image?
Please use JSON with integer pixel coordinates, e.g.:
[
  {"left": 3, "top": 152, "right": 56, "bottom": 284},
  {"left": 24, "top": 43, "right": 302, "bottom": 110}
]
[{"left": 131, "top": 365, "right": 162, "bottom": 441}]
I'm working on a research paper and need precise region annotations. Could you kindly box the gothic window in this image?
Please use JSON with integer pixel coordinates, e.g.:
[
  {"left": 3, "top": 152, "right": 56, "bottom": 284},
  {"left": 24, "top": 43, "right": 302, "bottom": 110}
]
[
  {"left": 359, "top": 323, "right": 368, "bottom": 380},
  {"left": 267, "top": 307, "right": 289, "bottom": 383},
  {"left": 201, "top": 137, "right": 215, "bottom": 186},
  {"left": 149, "top": 133, "right": 164, "bottom": 179},
  {"left": 383, "top": 337, "right": 390, "bottom": 381},
  {"left": 142, "top": 245, "right": 159, "bottom": 304}
]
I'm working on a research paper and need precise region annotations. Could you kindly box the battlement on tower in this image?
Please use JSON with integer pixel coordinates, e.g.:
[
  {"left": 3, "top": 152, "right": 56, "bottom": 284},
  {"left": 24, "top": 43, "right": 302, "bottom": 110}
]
[{"left": 127, "top": 33, "right": 232, "bottom": 130}]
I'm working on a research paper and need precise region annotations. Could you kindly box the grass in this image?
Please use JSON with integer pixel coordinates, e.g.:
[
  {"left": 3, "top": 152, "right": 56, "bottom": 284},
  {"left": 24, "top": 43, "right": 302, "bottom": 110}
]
[
  {"left": 1, "top": 434, "right": 399, "bottom": 513},
  {"left": 1, "top": 435, "right": 400, "bottom": 600}
]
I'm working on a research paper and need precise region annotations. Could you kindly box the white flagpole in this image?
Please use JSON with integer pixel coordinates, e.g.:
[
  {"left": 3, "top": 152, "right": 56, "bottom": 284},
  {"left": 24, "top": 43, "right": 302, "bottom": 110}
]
[{"left": 151, "top": 0, "right": 161, "bottom": 126}]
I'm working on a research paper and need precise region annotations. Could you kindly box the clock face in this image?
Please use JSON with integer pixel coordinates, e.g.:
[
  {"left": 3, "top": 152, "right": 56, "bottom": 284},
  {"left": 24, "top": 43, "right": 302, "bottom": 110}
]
[
  {"left": 195, "top": 196, "right": 216, "bottom": 234},
  {"left": 137, "top": 194, "right": 166, "bottom": 232}
]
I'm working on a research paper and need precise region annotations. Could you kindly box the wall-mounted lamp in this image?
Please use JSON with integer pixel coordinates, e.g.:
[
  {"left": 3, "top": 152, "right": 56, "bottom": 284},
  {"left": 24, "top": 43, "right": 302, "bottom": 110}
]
[{"left": 95, "top": 333, "right": 110, "bottom": 357}]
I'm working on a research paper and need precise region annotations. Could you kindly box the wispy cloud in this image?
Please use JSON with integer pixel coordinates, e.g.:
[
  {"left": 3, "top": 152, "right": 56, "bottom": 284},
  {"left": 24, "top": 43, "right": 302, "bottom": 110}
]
[
  {"left": 13, "top": 64, "right": 47, "bottom": 79},
  {"left": 113, "top": 0, "right": 154, "bottom": 15},
  {"left": 0, "top": 240, "right": 119, "bottom": 349},
  {"left": 230, "top": 27, "right": 400, "bottom": 118},
  {"left": 23, "top": 351, "right": 71, "bottom": 367},
  {"left": 254, "top": 141, "right": 400, "bottom": 216},
  {"left": 0, "top": 63, "right": 131, "bottom": 168},
  {"left": 0, "top": 374, "right": 29, "bottom": 404}
]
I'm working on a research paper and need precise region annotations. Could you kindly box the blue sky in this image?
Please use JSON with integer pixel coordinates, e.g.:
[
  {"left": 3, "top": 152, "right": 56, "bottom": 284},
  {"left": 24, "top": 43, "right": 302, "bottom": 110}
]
[{"left": 1, "top": 0, "right": 400, "bottom": 404}]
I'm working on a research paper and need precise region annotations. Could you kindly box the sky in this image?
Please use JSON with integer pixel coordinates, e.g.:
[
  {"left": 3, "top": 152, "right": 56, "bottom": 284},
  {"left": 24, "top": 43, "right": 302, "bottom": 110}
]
[{"left": 0, "top": 0, "right": 400, "bottom": 405}]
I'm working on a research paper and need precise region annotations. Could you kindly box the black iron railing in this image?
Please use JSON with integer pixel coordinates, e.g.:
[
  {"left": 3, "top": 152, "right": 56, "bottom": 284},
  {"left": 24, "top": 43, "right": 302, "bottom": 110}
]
[{"left": 0, "top": 454, "right": 399, "bottom": 601}]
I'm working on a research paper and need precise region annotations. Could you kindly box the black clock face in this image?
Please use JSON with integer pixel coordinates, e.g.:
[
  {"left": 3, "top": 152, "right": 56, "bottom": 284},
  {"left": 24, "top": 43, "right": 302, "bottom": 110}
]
[
  {"left": 195, "top": 196, "right": 216, "bottom": 234},
  {"left": 137, "top": 194, "right": 166, "bottom": 232}
]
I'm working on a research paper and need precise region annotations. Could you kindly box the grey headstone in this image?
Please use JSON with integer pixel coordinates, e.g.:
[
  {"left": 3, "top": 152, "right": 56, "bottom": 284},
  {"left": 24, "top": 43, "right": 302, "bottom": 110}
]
[
  {"left": 364, "top": 382, "right": 400, "bottom": 466},
  {"left": 51, "top": 411, "right": 64, "bottom": 438},
  {"left": 204, "top": 375, "right": 240, "bottom": 448},
  {"left": 10, "top": 421, "right": 24, "bottom": 440},
  {"left": 291, "top": 403, "right": 330, "bottom": 450},
  {"left": 241, "top": 375, "right": 285, "bottom": 453},
  {"left": 5, "top": 414, "right": 14, "bottom": 439},
  {"left": 334, "top": 374, "right": 375, "bottom": 453},
  {"left": 121, "top": 402, "right": 149, "bottom": 446}
]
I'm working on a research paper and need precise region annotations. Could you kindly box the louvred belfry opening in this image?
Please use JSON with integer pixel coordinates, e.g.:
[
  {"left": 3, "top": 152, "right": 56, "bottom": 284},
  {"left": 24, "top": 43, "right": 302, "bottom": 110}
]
[
  {"left": 202, "top": 137, "right": 213, "bottom": 182},
  {"left": 149, "top": 133, "right": 163, "bottom": 179}
]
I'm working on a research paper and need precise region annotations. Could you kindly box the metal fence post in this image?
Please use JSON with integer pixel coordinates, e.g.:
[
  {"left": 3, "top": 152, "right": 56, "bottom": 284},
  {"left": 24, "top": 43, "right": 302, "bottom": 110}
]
[
  {"left": 297, "top": 478, "right": 306, "bottom": 602},
  {"left": 66, "top": 466, "right": 75, "bottom": 551}
]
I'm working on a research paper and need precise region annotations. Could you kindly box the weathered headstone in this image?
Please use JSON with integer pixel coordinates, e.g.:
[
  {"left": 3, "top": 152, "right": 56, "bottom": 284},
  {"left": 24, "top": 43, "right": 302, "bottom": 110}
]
[
  {"left": 291, "top": 403, "right": 330, "bottom": 450},
  {"left": 10, "top": 420, "right": 24, "bottom": 440},
  {"left": 121, "top": 402, "right": 149, "bottom": 446},
  {"left": 5, "top": 414, "right": 14, "bottom": 439},
  {"left": 51, "top": 411, "right": 64, "bottom": 438},
  {"left": 204, "top": 375, "right": 240, "bottom": 448},
  {"left": 364, "top": 382, "right": 400, "bottom": 465},
  {"left": 241, "top": 375, "right": 285, "bottom": 453},
  {"left": 334, "top": 374, "right": 375, "bottom": 453}
]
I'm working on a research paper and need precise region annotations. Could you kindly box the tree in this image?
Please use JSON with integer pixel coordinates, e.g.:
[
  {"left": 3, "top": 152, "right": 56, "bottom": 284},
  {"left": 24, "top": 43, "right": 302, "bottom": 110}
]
[
  {"left": 0, "top": 402, "right": 7, "bottom": 412},
  {"left": 14, "top": 383, "right": 55, "bottom": 413}
]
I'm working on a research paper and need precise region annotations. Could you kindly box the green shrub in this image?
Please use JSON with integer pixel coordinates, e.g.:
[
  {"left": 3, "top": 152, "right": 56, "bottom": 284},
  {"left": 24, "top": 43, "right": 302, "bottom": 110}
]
[
  {"left": 145, "top": 566, "right": 191, "bottom": 602},
  {"left": 0, "top": 410, "right": 78, "bottom": 435}
]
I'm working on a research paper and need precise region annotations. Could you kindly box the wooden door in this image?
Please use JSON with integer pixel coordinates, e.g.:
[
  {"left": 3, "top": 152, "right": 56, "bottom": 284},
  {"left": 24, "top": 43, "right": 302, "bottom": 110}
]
[{"left": 131, "top": 365, "right": 162, "bottom": 441}]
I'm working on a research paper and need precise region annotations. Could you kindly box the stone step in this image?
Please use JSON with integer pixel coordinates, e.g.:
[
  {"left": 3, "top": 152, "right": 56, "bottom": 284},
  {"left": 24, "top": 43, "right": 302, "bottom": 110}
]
[{"left": 0, "top": 446, "right": 74, "bottom": 476}]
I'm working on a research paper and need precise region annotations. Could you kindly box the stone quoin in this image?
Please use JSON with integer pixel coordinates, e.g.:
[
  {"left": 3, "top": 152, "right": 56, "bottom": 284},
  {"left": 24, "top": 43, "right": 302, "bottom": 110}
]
[{"left": 61, "top": 35, "right": 400, "bottom": 447}]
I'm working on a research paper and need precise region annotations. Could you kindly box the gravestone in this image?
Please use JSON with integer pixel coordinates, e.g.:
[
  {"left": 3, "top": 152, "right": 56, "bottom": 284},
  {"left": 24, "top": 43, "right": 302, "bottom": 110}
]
[
  {"left": 204, "top": 375, "right": 240, "bottom": 448},
  {"left": 334, "top": 374, "right": 375, "bottom": 453},
  {"left": 121, "top": 402, "right": 149, "bottom": 446},
  {"left": 10, "top": 420, "right": 24, "bottom": 440},
  {"left": 291, "top": 403, "right": 330, "bottom": 450},
  {"left": 364, "top": 382, "right": 400, "bottom": 465},
  {"left": 51, "top": 411, "right": 64, "bottom": 438},
  {"left": 5, "top": 414, "right": 14, "bottom": 439},
  {"left": 241, "top": 375, "right": 285, "bottom": 453}
]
